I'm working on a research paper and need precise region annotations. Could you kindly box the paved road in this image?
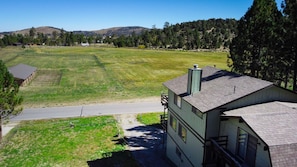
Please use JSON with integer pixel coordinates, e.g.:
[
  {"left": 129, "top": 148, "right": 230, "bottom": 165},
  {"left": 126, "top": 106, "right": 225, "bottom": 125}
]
[
  {"left": 10, "top": 101, "right": 163, "bottom": 122},
  {"left": 4, "top": 100, "right": 172, "bottom": 166}
]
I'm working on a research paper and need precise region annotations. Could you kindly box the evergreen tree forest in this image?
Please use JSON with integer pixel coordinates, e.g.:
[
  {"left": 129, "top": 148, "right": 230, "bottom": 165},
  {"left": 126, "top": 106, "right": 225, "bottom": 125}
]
[
  {"left": 229, "top": 0, "right": 297, "bottom": 91},
  {"left": 0, "top": 28, "right": 98, "bottom": 47},
  {"left": 113, "top": 19, "right": 237, "bottom": 50}
]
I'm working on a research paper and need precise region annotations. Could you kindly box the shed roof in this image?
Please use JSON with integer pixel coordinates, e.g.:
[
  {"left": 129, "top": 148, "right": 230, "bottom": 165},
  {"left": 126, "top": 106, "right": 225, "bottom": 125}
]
[
  {"left": 8, "top": 64, "right": 37, "bottom": 80},
  {"left": 223, "top": 101, "right": 297, "bottom": 166},
  {"left": 163, "top": 66, "right": 273, "bottom": 112}
]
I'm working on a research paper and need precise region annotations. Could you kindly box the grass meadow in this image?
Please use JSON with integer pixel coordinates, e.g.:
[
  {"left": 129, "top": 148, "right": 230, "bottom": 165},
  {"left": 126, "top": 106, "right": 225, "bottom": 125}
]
[
  {"left": 0, "top": 116, "right": 138, "bottom": 167},
  {"left": 0, "top": 46, "right": 229, "bottom": 107},
  {"left": 0, "top": 46, "right": 228, "bottom": 166}
]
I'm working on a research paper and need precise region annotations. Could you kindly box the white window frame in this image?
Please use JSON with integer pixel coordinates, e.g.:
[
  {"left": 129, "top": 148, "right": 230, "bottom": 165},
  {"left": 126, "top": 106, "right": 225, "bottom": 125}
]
[{"left": 174, "top": 94, "right": 182, "bottom": 108}]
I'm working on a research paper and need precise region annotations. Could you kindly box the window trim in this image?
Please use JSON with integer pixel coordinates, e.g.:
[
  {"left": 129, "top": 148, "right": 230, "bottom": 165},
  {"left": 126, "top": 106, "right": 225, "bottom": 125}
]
[
  {"left": 237, "top": 128, "right": 248, "bottom": 159},
  {"left": 192, "top": 106, "right": 203, "bottom": 118},
  {"left": 236, "top": 128, "right": 257, "bottom": 167},
  {"left": 178, "top": 123, "right": 187, "bottom": 143},
  {"left": 174, "top": 94, "right": 182, "bottom": 108},
  {"left": 169, "top": 114, "right": 177, "bottom": 131}
]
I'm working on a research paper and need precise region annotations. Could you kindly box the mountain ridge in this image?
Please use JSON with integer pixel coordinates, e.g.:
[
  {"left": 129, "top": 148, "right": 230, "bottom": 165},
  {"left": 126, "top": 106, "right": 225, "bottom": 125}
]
[{"left": 0, "top": 26, "right": 149, "bottom": 36}]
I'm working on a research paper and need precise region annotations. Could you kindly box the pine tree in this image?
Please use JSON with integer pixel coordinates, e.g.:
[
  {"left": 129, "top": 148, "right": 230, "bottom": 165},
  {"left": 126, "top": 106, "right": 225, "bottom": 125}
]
[
  {"left": 283, "top": 0, "right": 297, "bottom": 91},
  {"left": 0, "top": 60, "right": 23, "bottom": 142},
  {"left": 229, "top": 0, "right": 282, "bottom": 81}
]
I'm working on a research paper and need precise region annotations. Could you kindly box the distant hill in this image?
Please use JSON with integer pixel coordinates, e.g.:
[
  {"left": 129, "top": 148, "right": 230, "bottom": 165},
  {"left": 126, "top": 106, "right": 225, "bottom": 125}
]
[
  {"left": 92, "top": 26, "right": 148, "bottom": 36},
  {"left": 13, "top": 26, "right": 62, "bottom": 35},
  {"left": 1, "top": 26, "right": 149, "bottom": 36}
]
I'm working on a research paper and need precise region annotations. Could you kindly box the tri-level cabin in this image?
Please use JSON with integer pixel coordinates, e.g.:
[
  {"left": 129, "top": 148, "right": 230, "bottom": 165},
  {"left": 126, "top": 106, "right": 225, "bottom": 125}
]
[{"left": 162, "top": 65, "right": 297, "bottom": 167}]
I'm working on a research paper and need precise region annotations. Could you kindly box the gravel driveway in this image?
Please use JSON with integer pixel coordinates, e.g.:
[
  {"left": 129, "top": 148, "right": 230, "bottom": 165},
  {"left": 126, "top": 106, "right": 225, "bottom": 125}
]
[{"left": 116, "top": 114, "right": 171, "bottom": 167}]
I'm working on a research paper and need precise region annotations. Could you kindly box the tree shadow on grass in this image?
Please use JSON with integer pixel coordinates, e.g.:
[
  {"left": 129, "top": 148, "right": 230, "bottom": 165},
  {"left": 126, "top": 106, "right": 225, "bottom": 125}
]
[
  {"left": 120, "top": 123, "right": 170, "bottom": 167},
  {"left": 124, "top": 124, "right": 165, "bottom": 149},
  {"left": 87, "top": 123, "right": 171, "bottom": 167},
  {"left": 87, "top": 150, "right": 139, "bottom": 167}
]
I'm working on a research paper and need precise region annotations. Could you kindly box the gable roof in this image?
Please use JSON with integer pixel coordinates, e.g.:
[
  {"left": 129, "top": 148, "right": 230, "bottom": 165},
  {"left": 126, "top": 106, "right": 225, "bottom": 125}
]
[
  {"left": 163, "top": 66, "right": 273, "bottom": 112},
  {"left": 223, "top": 102, "right": 297, "bottom": 167},
  {"left": 8, "top": 63, "right": 37, "bottom": 80}
]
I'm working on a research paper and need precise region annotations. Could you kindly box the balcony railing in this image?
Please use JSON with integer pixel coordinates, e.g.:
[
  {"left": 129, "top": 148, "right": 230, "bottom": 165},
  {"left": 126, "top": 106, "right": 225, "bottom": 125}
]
[
  {"left": 209, "top": 136, "right": 242, "bottom": 167},
  {"left": 160, "top": 114, "right": 167, "bottom": 130},
  {"left": 160, "top": 93, "right": 168, "bottom": 131},
  {"left": 161, "top": 93, "right": 168, "bottom": 109}
]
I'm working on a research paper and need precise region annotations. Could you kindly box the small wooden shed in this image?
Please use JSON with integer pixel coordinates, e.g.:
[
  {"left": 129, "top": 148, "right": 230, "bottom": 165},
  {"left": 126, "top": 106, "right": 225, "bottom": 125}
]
[{"left": 8, "top": 64, "right": 37, "bottom": 86}]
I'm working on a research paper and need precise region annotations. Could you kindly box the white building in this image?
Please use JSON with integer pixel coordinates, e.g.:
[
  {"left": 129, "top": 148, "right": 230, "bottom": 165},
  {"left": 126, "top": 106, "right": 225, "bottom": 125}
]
[{"left": 162, "top": 65, "right": 297, "bottom": 167}]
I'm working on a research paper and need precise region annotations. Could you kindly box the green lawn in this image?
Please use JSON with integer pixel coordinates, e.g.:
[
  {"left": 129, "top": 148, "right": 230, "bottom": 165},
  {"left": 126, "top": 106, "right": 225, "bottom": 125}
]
[
  {"left": 137, "top": 112, "right": 165, "bottom": 125},
  {"left": 0, "top": 116, "right": 138, "bottom": 167},
  {"left": 0, "top": 46, "right": 229, "bottom": 107}
]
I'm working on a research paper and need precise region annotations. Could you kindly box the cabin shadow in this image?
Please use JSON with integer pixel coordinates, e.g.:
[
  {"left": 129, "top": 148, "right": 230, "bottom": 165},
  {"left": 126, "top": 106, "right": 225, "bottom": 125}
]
[
  {"left": 87, "top": 150, "right": 139, "bottom": 167},
  {"left": 87, "top": 123, "right": 170, "bottom": 167},
  {"left": 124, "top": 124, "right": 165, "bottom": 148}
]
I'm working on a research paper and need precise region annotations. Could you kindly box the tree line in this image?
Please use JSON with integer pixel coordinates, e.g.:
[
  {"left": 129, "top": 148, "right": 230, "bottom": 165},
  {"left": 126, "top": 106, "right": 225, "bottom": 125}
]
[
  {"left": 0, "top": 19, "right": 238, "bottom": 49},
  {"left": 113, "top": 19, "right": 238, "bottom": 50},
  {"left": 229, "top": 0, "right": 297, "bottom": 91},
  {"left": 0, "top": 28, "right": 105, "bottom": 47}
]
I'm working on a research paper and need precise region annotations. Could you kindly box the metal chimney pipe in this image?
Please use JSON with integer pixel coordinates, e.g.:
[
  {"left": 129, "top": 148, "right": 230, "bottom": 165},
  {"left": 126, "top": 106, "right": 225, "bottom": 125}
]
[{"left": 187, "top": 64, "right": 202, "bottom": 95}]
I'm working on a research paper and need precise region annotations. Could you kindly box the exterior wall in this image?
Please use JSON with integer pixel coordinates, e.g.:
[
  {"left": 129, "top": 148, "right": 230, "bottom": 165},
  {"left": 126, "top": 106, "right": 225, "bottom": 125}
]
[
  {"left": 225, "top": 86, "right": 297, "bottom": 110},
  {"left": 166, "top": 134, "right": 194, "bottom": 167},
  {"left": 168, "top": 90, "right": 207, "bottom": 139},
  {"left": 167, "top": 89, "right": 207, "bottom": 167},
  {"left": 17, "top": 70, "right": 37, "bottom": 86},
  {"left": 205, "top": 109, "right": 221, "bottom": 139},
  {"left": 167, "top": 111, "right": 204, "bottom": 167},
  {"left": 219, "top": 118, "right": 271, "bottom": 167}
]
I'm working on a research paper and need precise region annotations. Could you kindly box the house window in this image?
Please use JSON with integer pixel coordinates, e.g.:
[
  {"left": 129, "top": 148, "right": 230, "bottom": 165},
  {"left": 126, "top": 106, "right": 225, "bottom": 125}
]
[
  {"left": 192, "top": 106, "right": 203, "bottom": 118},
  {"left": 176, "top": 147, "right": 182, "bottom": 158},
  {"left": 174, "top": 94, "right": 181, "bottom": 108},
  {"left": 169, "top": 114, "right": 177, "bottom": 131},
  {"left": 237, "top": 128, "right": 248, "bottom": 158},
  {"left": 178, "top": 123, "right": 187, "bottom": 142},
  {"left": 236, "top": 128, "right": 257, "bottom": 167}
]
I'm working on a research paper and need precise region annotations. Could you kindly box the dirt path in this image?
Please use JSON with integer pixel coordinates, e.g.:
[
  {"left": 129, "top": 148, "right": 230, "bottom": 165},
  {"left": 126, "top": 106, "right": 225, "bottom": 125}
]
[{"left": 116, "top": 114, "right": 171, "bottom": 167}]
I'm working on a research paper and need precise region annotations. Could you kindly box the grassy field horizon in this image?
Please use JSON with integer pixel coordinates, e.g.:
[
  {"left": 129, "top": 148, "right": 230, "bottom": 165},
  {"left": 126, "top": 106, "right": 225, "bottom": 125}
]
[{"left": 0, "top": 46, "right": 229, "bottom": 107}]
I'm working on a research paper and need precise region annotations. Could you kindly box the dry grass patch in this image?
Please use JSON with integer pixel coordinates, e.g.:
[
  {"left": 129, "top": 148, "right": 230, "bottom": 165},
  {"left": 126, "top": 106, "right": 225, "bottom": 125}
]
[{"left": 30, "top": 70, "right": 62, "bottom": 86}]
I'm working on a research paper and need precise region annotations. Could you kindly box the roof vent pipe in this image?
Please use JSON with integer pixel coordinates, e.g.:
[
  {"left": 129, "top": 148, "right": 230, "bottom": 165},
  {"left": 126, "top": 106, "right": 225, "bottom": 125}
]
[{"left": 187, "top": 64, "right": 202, "bottom": 95}]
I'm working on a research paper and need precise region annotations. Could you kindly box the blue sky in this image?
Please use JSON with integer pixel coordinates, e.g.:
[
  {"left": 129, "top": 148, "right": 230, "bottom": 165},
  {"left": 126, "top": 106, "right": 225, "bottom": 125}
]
[{"left": 0, "top": 0, "right": 283, "bottom": 32}]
